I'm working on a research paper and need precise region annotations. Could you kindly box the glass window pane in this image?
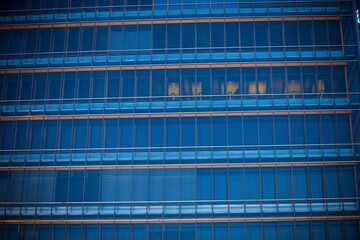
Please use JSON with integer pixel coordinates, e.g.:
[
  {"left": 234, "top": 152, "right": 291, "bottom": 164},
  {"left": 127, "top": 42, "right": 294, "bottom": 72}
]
[
  {"left": 197, "top": 169, "right": 212, "bottom": 200},
  {"left": 245, "top": 168, "right": 259, "bottom": 200}
]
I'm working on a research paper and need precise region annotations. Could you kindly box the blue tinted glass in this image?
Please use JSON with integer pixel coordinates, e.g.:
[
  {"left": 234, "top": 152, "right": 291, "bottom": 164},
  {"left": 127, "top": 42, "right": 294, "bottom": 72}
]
[
  {"left": 182, "top": 24, "right": 195, "bottom": 50},
  {"left": 309, "top": 167, "right": 323, "bottom": 198},
  {"left": 149, "top": 169, "right": 164, "bottom": 201},
  {"left": 0, "top": 172, "right": 8, "bottom": 202},
  {"left": 166, "top": 118, "right": 180, "bottom": 147},
  {"left": 96, "top": 27, "right": 108, "bottom": 50},
  {"left": 345, "top": 221, "right": 359, "bottom": 240},
  {"left": 9, "top": 171, "right": 23, "bottom": 201},
  {"left": 197, "top": 169, "right": 212, "bottom": 200},
  {"left": 306, "top": 115, "right": 319, "bottom": 145},
  {"left": 325, "top": 167, "right": 339, "bottom": 198},
  {"left": 293, "top": 167, "right": 307, "bottom": 198},
  {"left": 341, "top": 167, "right": 355, "bottom": 198},
  {"left": 149, "top": 225, "right": 162, "bottom": 239},
  {"left": 328, "top": 221, "right": 342, "bottom": 240},
  {"left": 312, "top": 222, "right": 326, "bottom": 240},
  {"left": 101, "top": 170, "right": 116, "bottom": 201},
  {"left": 84, "top": 170, "right": 100, "bottom": 201},
  {"left": 296, "top": 222, "right": 310, "bottom": 240},
  {"left": 290, "top": 115, "right": 304, "bottom": 145},
  {"left": 123, "top": 25, "right": 137, "bottom": 50},
  {"left": 180, "top": 224, "right": 196, "bottom": 240},
  {"left": 321, "top": 115, "right": 335, "bottom": 145},
  {"left": 165, "top": 224, "right": 179, "bottom": 240},
  {"left": 117, "top": 225, "right": 131, "bottom": 240},
  {"left": 90, "top": 120, "right": 103, "bottom": 148},
  {"left": 181, "top": 169, "right": 196, "bottom": 200},
  {"left": 23, "top": 171, "right": 38, "bottom": 202},
  {"left": 243, "top": 116, "right": 258, "bottom": 145},
  {"left": 120, "top": 119, "right": 133, "bottom": 148},
  {"left": 279, "top": 222, "right": 293, "bottom": 240},
  {"left": 38, "top": 171, "right": 54, "bottom": 202},
  {"left": 198, "top": 223, "right": 212, "bottom": 240},
  {"left": 74, "top": 120, "right": 87, "bottom": 148},
  {"left": 228, "top": 116, "right": 242, "bottom": 146},
  {"left": 135, "top": 118, "right": 148, "bottom": 147},
  {"left": 151, "top": 118, "right": 164, "bottom": 147},
  {"left": 214, "top": 169, "right": 227, "bottom": 200},
  {"left": 67, "top": 28, "right": 80, "bottom": 52},
  {"left": 55, "top": 171, "right": 69, "bottom": 201},
  {"left": 165, "top": 169, "right": 180, "bottom": 201},
  {"left": 213, "top": 117, "right": 226, "bottom": 146},
  {"left": 110, "top": 26, "right": 123, "bottom": 50},
  {"left": 277, "top": 168, "right": 291, "bottom": 199},
  {"left": 182, "top": 117, "right": 195, "bottom": 146},
  {"left": 138, "top": 25, "right": 151, "bottom": 50},
  {"left": 168, "top": 24, "right": 180, "bottom": 49},
  {"left": 229, "top": 169, "right": 244, "bottom": 200},
  {"left": 197, "top": 23, "right": 210, "bottom": 48},
  {"left": 212, "top": 22, "right": 224, "bottom": 48},
  {"left": 15, "top": 121, "right": 28, "bottom": 149},
  {"left": 60, "top": 120, "right": 73, "bottom": 149},
  {"left": 264, "top": 223, "right": 277, "bottom": 240},
  {"left": 214, "top": 223, "right": 227, "bottom": 240},
  {"left": 197, "top": 117, "right": 211, "bottom": 146},
  {"left": 54, "top": 225, "right": 66, "bottom": 240},
  {"left": 68, "top": 171, "right": 84, "bottom": 202},
  {"left": 101, "top": 225, "right": 114, "bottom": 240},
  {"left": 245, "top": 168, "right": 259, "bottom": 200},
  {"left": 229, "top": 223, "right": 244, "bottom": 240},
  {"left": 133, "top": 170, "right": 148, "bottom": 201},
  {"left": 38, "top": 225, "right": 51, "bottom": 240},
  {"left": 45, "top": 121, "right": 58, "bottom": 149},
  {"left": 69, "top": 225, "right": 81, "bottom": 240},
  {"left": 246, "top": 223, "right": 261, "bottom": 239},
  {"left": 259, "top": 116, "right": 273, "bottom": 145},
  {"left": 133, "top": 224, "right": 146, "bottom": 240},
  {"left": 262, "top": 168, "right": 275, "bottom": 199},
  {"left": 116, "top": 170, "right": 131, "bottom": 201}
]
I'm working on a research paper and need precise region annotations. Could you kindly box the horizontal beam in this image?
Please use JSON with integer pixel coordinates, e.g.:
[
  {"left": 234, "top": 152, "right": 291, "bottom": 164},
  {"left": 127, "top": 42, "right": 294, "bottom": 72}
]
[
  {"left": 0, "top": 61, "right": 346, "bottom": 74},
  {"left": 0, "top": 161, "right": 355, "bottom": 171},
  {"left": 0, "top": 16, "right": 342, "bottom": 31},
  {"left": 2, "top": 215, "right": 359, "bottom": 224},
  {"left": 0, "top": 109, "right": 352, "bottom": 122}
]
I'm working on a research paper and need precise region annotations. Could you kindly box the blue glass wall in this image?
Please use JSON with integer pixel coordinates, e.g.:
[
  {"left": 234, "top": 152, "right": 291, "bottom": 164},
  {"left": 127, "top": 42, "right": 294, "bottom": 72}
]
[{"left": 0, "top": 0, "right": 359, "bottom": 239}]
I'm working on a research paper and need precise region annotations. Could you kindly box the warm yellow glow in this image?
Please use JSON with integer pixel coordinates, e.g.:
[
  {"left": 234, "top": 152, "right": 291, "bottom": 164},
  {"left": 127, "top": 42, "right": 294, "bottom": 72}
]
[
  {"left": 287, "top": 80, "right": 301, "bottom": 93},
  {"left": 168, "top": 82, "right": 179, "bottom": 96},
  {"left": 192, "top": 82, "right": 202, "bottom": 95}
]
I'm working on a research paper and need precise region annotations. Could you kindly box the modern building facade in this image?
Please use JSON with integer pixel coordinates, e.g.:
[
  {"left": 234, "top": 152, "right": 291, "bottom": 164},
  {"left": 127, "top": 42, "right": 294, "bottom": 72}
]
[{"left": 0, "top": 0, "right": 360, "bottom": 239}]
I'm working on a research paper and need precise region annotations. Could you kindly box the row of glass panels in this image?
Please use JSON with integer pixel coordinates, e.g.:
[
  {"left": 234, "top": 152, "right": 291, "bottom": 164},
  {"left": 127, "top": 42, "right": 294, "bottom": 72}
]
[
  {"left": 0, "top": 0, "right": 346, "bottom": 12},
  {"left": 2, "top": 201, "right": 359, "bottom": 218},
  {"left": 0, "top": 114, "right": 351, "bottom": 151},
  {"left": 0, "top": 66, "right": 347, "bottom": 102},
  {"left": 0, "top": 6, "right": 344, "bottom": 24},
  {"left": 2, "top": 221, "right": 358, "bottom": 240},
  {"left": 0, "top": 21, "right": 344, "bottom": 56},
  {"left": 0, "top": 166, "right": 355, "bottom": 202}
]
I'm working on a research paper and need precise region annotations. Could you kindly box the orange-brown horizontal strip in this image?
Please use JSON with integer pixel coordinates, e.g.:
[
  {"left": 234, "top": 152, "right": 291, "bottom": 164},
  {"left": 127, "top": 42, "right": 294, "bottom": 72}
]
[
  {"left": 0, "top": 61, "right": 347, "bottom": 75},
  {"left": 0, "top": 16, "right": 342, "bottom": 31},
  {"left": 0, "top": 110, "right": 352, "bottom": 122},
  {"left": 2, "top": 215, "right": 359, "bottom": 225},
  {"left": 0, "top": 161, "right": 355, "bottom": 172}
]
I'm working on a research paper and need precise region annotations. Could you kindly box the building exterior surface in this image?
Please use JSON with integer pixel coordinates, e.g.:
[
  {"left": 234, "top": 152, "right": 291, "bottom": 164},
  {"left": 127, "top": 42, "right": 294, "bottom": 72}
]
[{"left": 0, "top": 0, "right": 360, "bottom": 239}]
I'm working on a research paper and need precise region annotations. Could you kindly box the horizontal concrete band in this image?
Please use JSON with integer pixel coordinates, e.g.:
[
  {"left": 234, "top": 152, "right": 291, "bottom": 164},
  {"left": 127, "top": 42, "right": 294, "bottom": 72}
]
[
  {"left": 2, "top": 215, "right": 359, "bottom": 224},
  {"left": 0, "top": 161, "right": 355, "bottom": 171},
  {"left": 0, "top": 16, "right": 342, "bottom": 31},
  {"left": 0, "top": 61, "right": 347, "bottom": 74},
  {"left": 0, "top": 110, "right": 352, "bottom": 122}
]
